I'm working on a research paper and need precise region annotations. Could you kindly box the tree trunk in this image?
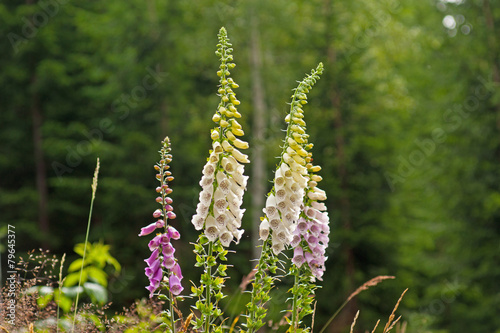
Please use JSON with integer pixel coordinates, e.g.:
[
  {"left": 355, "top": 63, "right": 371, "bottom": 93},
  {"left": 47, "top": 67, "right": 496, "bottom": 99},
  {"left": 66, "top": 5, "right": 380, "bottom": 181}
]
[
  {"left": 482, "top": 0, "right": 500, "bottom": 159},
  {"left": 323, "top": 0, "right": 357, "bottom": 331},
  {"left": 31, "top": 74, "right": 49, "bottom": 249}
]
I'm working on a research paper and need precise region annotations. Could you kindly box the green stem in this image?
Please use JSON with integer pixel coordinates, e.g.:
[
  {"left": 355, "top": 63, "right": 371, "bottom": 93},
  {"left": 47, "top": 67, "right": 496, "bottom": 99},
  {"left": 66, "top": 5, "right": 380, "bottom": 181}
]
[
  {"left": 72, "top": 158, "right": 99, "bottom": 333},
  {"left": 72, "top": 190, "right": 95, "bottom": 332},
  {"left": 205, "top": 241, "right": 214, "bottom": 332},
  {"left": 291, "top": 270, "right": 300, "bottom": 330},
  {"left": 170, "top": 290, "right": 176, "bottom": 333},
  {"left": 247, "top": 239, "right": 269, "bottom": 333}
]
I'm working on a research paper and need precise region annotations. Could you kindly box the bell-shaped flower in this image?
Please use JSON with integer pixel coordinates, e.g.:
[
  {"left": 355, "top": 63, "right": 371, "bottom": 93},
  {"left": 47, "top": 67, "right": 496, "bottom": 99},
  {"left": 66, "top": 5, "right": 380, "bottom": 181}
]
[
  {"left": 163, "top": 255, "right": 176, "bottom": 270},
  {"left": 231, "top": 147, "right": 250, "bottom": 163},
  {"left": 214, "top": 210, "right": 228, "bottom": 228},
  {"left": 169, "top": 274, "right": 184, "bottom": 296},
  {"left": 203, "top": 162, "right": 216, "bottom": 177},
  {"left": 199, "top": 188, "right": 213, "bottom": 206},
  {"left": 139, "top": 220, "right": 164, "bottom": 237},
  {"left": 192, "top": 214, "right": 205, "bottom": 230},
  {"left": 222, "top": 156, "right": 236, "bottom": 174},
  {"left": 162, "top": 242, "right": 175, "bottom": 256},
  {"left": 232, "top": 228, "right": 244, "bottom": 244},
  {"left": 217, "top": 172, "right": 231, "bottom": 195},
  {"left": 171, "top": 262, "right": 183, "bottom": 280},
  {"left": 220, "top": 230, "right": 233, "bottom": 247},
  {"left": 204, "top": 216, "right": 220, "bottom": 242},
  {"left": 292, "top": 246, "right": 305, "bottom": 268},
  {"left": 259, "top": 219, "right": 270, "bottom": 240},
  {"left": 196, "top": 203, "right": 210, "bottom": 218},
  {"left": 145, "top": 248, "right": 159, "bottom": 267},
  {"left": 213, "top": 188, "right": 228, "bottom": 214},
  {"left": 167, "top": 226, "right": 180, "bottom": 240}
]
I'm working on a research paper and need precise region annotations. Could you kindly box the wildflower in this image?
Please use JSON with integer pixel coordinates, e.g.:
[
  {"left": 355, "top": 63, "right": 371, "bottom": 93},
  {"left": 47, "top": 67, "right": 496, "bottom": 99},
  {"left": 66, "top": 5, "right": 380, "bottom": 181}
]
[
  {"left": 169, "top": 274, "right": 184, "bottom": 295},
  {"left": 292, "top": 159, "right": 330, "bottom": 281},
  {"left": 191, "top": 27, "right": 245, "bottom": 333},
  {"left": 140, "top": 137, "right": 183, "bottom": 298},
  {"left": 259, "top": 63, "right": 324, "bottom": 255},
  {"left": 191, "top": 27, "right": 249, "bottom": 248}
]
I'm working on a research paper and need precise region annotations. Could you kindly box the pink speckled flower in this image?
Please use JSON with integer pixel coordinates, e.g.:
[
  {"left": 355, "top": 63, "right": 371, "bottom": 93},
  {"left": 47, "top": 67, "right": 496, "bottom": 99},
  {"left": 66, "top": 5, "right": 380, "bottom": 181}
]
[{"left": 140, "top": 137, "right": 183, "bottom": 297}]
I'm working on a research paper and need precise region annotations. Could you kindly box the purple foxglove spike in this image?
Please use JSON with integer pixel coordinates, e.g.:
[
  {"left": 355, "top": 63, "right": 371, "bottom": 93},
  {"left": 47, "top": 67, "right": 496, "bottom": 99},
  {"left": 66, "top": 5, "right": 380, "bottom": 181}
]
[
  {"left": 139, "top": 223, "right": 158, "bottom": 237},
  {"left": 169, "top": 274, "right": 184, "bottom": 296}
]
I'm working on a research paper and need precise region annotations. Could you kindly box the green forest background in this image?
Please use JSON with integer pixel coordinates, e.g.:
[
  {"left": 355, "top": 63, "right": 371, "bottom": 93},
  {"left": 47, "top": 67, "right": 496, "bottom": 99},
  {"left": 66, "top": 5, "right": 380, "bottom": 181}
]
[{"left": 1, "top": 0, "right": 499, "bottom": 332}]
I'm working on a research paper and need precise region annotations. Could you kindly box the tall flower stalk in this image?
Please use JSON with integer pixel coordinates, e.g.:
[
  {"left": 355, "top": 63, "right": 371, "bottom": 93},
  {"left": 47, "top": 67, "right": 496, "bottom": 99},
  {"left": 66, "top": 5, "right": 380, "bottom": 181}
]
[
  {"left": 190, "top": 27, "right": 249, "bottom": 332},
  {"left": 244, "top": 63, "right": 324, "bottom": 333},
  {"left": 139, "top": 137, "right": 183, "bottom": 333},
  {"left": 288, "top": 152, "right": 330, "bottom": 332}
]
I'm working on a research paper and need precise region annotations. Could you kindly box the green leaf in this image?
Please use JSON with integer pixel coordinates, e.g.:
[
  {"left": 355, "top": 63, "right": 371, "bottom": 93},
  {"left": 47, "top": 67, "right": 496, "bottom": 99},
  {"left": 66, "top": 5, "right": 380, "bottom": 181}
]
[
  {"left": 84, "top": 282, "right": 108, "bottom": 304},
  {"left": 61, "top": 286, "right": 84, "bottom": 297},
  {"left": 87, "top": 266, "right": 108, "bottom": 287},
  {"left": 37, "top": 293, "right": 53, "bottom": 308},
  {"left": 68, "top": 258, "right": 85, "bottom": 272},
  {"left": 74, "top": 243, "right": 86, "bottom": 257},
  {"left": 64, "top": 271, "right": 87, "bottom": 287},
  {"left": 54, "top": 290, "right": 73, "bottom": 313}
]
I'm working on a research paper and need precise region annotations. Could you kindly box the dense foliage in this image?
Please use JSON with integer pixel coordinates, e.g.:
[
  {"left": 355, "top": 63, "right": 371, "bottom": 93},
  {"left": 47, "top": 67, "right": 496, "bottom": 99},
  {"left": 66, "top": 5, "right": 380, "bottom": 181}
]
[{"left": 1, "top": 0, "right": 499, "bottom": 332}]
